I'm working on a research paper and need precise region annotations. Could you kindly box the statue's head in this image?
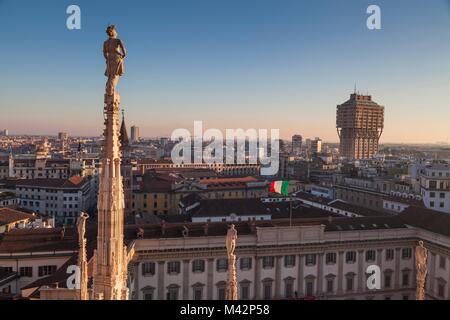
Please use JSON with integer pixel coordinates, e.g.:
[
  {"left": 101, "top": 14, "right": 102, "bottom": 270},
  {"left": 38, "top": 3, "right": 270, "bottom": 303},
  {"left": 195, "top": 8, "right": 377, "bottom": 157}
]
[{"left": 106, "top": 25, "right": 117, "bottom": 38}]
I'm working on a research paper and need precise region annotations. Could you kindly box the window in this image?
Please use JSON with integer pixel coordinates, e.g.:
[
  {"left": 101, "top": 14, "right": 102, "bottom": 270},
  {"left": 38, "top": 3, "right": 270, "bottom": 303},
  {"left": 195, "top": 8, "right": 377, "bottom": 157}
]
[
  {"left": 38, "top": 265, "right": 57, "bottom": 277},
  {"left": 263, "top": 281, "right": 273, "bottom": 300},
  {"left": 192, "top": 284, "right": 204, "bottom": 300},
  {"left": 326, "top": 252, "right": 337, "bottom": 265},
  {"left": 142, "top": 287, "right": 155, "bottom": 300},
  {"left": 326, "top": 279, "right": 334, "bottom": 293},
  {"left": 430, "top": 201, "right": 435, "bottom": 208},
  {"left": 402, "top": 295, "right": 409, "bottom": 300},
  {"left": 216, "top": 259, "right": 228, "bottom": 272},
  {"left": 384, "top": 274, "right": 392, "bottom": 288},
  {"left": 2, "top": 286, "right": 11, "bottom": 294},
  {"left": 144, "top": 292, "right": 153, "bottom": 300},
  {"left": 142, "top": 262, "right": 155, "bottom": 276},
  {"left": 240, "top": 282, "right": 250, "bottom": 300},
  {"left": 440, "top": 193, "right": 445, "bottom": 199},
  {"left": 430, "top": 192, "right": 435, "bottom": 198},
  {"left": 402, "top": 272, "right": 410, "bottom": 287},
  {"left": 217, "top": 284, "right": 226, "bottom": 300},
  {"left": 192, "top": 260, "right": 205, "bottom": 273},
  {"left": 1, "top": 267, "right": 13, "bottom": 274},
  {"left": 167, "top": 261, "right": 180, "bottom": 274},
  {"left": 262, "top": 256, "right": 275, "bottom": 269},
  {"left": 346, "top": 274, "right": 355, "bottom": 292},
  {"left": 346, "top": 251, "right": 356, "bottom": 264},
  {"left": 402, "top": 248, "right": 412, "bottom": 260},
  {"left": 440, "top": 256, "right": 447, "bottom": 270},
  {"left": 240, "top": 257, "right": 252, "bottom": 271},
  {"left": 305, "top": 281, "right": 314, "bottom": 296},
  {"left": 284, "top": 279, "right": 294, "bottom": 298},
  {"left": 305, "top": 254, "right": 316, "bottom": 266},
  {"left": 167, "top": 285, "right": 179, "bottom": 300},
  {"left": 19, "top": 267, "right": 32, "bottom": 278},
  {"left": 365, "top": 250, "right": 376, "bottom": 262},
  {"left": 385, "top": 249, "right": 394, "bottom": 261},
  {"left": 284, "top": 255, "right": 296, "bottom": 268},
  {"left": 438, "top": 283, "right": 445, "bottom": 298}
]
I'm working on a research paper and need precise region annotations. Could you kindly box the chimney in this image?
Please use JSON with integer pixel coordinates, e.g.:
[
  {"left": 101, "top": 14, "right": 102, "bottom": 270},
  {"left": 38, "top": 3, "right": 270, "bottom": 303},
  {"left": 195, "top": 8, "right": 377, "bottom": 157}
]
[
  {"left": 182, "top": 225, "right": 189, "bottom": 238},
  {"left": 161, "top": 221, "right": 166, "bottom": 236},
  {"left": 60, "top": 226, "right": 66, "bottom": 240},
  {"left": 203, "top": 222, "right": 209, "bottom": 236},
  {"left": 137, "top": 228, "right": 144, "bottom": 239},
  {"left": 250, "top": 220, "right": 257, "bottom": 233}
]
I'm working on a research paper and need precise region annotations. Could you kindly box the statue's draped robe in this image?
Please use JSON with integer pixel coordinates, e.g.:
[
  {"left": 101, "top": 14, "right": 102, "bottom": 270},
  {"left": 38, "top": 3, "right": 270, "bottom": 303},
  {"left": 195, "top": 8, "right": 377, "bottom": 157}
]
[{"left": 104, "top": 38, "right": 124, "bottom": 94}]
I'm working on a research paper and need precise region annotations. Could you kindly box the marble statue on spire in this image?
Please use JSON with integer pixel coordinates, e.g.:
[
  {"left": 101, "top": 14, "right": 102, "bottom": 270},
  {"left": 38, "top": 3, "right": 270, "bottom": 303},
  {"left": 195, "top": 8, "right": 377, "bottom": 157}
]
[{"left": 103, "top": 25, "right": 126, "bottom": 95}]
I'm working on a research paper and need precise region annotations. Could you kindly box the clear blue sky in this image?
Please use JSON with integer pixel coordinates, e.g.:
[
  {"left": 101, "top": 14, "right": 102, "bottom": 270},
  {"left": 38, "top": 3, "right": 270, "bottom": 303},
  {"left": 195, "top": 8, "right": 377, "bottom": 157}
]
[{"left": 1, "top": 0, "right": 450, "bottom": 143}]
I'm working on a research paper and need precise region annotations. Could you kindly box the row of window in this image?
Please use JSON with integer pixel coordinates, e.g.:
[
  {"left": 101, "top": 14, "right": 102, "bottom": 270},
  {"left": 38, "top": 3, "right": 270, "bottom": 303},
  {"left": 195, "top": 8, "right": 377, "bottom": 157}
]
[
  {"left": 142, "top": 202, "right": 168, "bottom": 209},
  {"left": 428, "top": 201, "right": 446, "bottom": 209},
  {"left": 141, "top": 249, "right": 415, "bottom": 276},
  {"left": 0, "top": 265, "right": 57, "bottom": 278},
  {"left": 429, "top": 192, "right": 447, "bottom": 199},
  {"left": 143, "top": 271, "right": 420, "bottom": 301},
  {"left": 426, "top": 180, "right": 450, "bottom": 190}
]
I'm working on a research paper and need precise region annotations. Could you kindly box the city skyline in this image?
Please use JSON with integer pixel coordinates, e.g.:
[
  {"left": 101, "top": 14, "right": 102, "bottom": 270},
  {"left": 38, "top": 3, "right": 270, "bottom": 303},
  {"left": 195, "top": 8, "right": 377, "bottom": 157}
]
[{"left": 1, "top": 0, "right": 450, "bottom": 143}]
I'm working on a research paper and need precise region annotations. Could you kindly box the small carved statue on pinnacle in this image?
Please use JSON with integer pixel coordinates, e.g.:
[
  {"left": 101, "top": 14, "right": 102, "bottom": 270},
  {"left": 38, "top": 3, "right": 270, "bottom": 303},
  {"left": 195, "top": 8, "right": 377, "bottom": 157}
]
[
  {"left": 226, "top": 224, "right": 237, "bottom": 255},
  {"left": 103, "top": 25, "right": 126, "bottom": 95},
  {"left": 76, "top": 212, "right": 89, "bottom": 300},
  {"left": 226, "top": 224, "right": 238, "bottom": 300},
  {"left": 415, "top": 240, "right": 428, "bottom": 300}
]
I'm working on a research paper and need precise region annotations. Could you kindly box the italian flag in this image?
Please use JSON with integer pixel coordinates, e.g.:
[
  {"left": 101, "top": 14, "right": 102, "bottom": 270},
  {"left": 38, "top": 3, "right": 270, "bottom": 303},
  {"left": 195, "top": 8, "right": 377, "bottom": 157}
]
[{"left": 269, "top": 181, "right": 289, "bottom": 196}]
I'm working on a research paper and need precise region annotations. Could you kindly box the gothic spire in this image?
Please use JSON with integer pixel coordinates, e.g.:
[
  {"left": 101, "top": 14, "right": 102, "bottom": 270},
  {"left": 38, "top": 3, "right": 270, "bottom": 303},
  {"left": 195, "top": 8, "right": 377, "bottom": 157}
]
[{"left": 120, "top": 109, "right": 130, "bottom": 147}]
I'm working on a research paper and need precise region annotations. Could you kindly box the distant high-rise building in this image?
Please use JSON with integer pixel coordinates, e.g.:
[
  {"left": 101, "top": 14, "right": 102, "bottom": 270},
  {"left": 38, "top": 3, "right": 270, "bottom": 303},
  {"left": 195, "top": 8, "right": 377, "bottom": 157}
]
[
  {"left": 292, "top": 135, "right": 302, "bottom": 155},
  {"left": 304, "top": 139, "right": 312, "bottom": 149},
  {"left": 311, "top": 138, "right": 322, "bottom": 154},
  {"left": 420, "top": 163, "right": 450, "bottom": 214},
  {"left": 0, "top": 129, "right": 8, "bottom": 136},
  {"left": 58, "top": 132, "right": 68, "bottom": 141},
  {"left": 336, "top": 93, "right": 384, "bottom": 159},
  {"left": 131, "top": 126, "right": 140, "bottom": 143}
]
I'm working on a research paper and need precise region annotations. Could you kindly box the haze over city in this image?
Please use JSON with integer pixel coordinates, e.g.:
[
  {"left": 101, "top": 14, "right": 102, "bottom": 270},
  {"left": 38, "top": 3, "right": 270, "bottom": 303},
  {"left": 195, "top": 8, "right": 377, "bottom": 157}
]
[{"left": 1, "top": 0, "right": 450, "bottom": 143}]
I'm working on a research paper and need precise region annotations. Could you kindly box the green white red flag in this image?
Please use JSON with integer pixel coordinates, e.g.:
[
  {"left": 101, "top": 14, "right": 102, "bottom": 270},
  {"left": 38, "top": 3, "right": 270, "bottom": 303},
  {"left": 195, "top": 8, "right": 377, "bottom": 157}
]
[{"left": 269, "top": 181, "right": 289, "bottom": 196}]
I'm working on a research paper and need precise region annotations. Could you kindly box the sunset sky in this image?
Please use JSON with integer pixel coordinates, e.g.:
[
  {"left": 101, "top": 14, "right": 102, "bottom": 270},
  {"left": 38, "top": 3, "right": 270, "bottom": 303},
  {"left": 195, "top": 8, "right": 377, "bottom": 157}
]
[{"left": 1, "top": 0, "right": 450, "bottom": 143}]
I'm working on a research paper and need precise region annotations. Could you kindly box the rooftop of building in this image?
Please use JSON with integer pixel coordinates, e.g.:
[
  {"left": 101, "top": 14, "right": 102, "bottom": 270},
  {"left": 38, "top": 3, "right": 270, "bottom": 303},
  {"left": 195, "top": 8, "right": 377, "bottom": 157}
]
[
  {"left": 13, "top": 176, "right": 88, "bottom": 189},
  {"left": 338, "top": 93, "right": 383, "bottom": 108},
  {"left": 399, "top": 206, "right": 450, "bottom": 238},
  {"left": 0, "top": 208, "right": 34, "bottom": 227},
  {"left": 192, "top": 198, "right": 270, "bottom": 218},
  {"left": 198, "top": 176, "right": 264, "bottom": 190},
  {"left": 0, "top": 191, "right": 16, "bottom": 200},
  {"left": 327, "top": 199, "right": 390, "bottom": 217},
  {"left": 422, "top": 162, "right": 450, "bottom": 171},
  {"left": 0, "top": 226, "right": 82, "bottom": 253}
]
